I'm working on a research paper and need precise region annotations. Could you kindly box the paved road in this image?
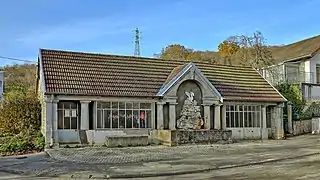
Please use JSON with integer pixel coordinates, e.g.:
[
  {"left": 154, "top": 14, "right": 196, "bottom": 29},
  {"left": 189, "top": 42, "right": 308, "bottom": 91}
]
[
  {"left": 125, "top": 154, "right": 320, "bottom": 180},
  {"left": 0, "top": 135, "right": 320, "bottom": 179}
]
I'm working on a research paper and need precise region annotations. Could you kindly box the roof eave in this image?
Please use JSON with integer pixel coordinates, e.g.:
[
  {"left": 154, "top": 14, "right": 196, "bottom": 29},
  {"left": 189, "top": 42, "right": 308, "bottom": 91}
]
[{"left": 38, "top": 49, "right": 46, "bottom": 94}]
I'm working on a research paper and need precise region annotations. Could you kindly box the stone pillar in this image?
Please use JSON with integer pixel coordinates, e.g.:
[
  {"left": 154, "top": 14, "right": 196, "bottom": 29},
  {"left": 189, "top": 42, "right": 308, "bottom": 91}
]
[
  {"left": 52, "top": 100, "right": 59, "bottom": 145},
  {"left": 214, "top": 104, "right": 222, "bottom": 129},
  {"left": 80, "top": 101, "right": 91, "bottom": 130},
  {"left": 45, "top": 99, "right": 53, "bottom": 148},
  {"left": 287, "top": 102, "right": 293, "bottom": 134},
  {"left": 261, "top": 105, "right": 268, "bottom": 140},
  {"left": 169, "top": 102, "right": 177, "bottom": 130},
  {"left": 202, "top": 104, "right": 211, "bottom": 129},
  {"left": 151, "top": 103, "right": 156, "bottom": 129},
  {"left": 221, "top": 105, "right": 227, "bottom": 129},
  {"left": 274, "top": 104, "right": 284, "bottom": 139},
  {"left": 157, "top": 101, "right": 166, "bottom": 129},
  {"left": 93, "top": 101, "right": 97, "bottom": 130}
]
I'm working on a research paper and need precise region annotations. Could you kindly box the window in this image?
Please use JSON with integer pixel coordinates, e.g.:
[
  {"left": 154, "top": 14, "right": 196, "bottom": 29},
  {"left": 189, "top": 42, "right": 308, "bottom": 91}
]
[
  {"left": 58, "top": 102, "right": 79, "bottom": 130},
  {"left": 286, "top": 66, "right": 300, "bottom": 83},
  {"left": 96, "top": 101, "right": 152, "bottom": 129},
  {"left": 226, "top": 105, "right": 261, "bottom": 128},
  {"left": 316, "top": 65, "right": 320, "bottom": 84}
]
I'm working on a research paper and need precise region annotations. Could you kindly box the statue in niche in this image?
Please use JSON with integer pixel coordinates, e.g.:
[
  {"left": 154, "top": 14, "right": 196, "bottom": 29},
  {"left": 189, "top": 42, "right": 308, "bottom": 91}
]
[{"left": 176, "top": 91, "right": 204, "bottom": 130}]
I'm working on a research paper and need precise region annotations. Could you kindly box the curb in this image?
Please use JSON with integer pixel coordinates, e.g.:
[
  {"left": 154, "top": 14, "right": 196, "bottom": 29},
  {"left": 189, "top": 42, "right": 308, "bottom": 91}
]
[{"left": 100, "top": 152, "right": 320, "bottom": 179}]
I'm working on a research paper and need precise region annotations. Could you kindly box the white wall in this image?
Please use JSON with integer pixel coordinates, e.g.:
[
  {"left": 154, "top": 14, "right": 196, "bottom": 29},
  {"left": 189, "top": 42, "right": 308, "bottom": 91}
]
[{"left": 306, "top": 53, "right": 320, "bottom": 83}]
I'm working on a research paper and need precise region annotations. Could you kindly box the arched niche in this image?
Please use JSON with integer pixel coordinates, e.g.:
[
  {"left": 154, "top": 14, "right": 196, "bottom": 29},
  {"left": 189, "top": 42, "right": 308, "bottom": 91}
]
[{"left": 176, "top": 80, "right": 203, "bottom": 119}]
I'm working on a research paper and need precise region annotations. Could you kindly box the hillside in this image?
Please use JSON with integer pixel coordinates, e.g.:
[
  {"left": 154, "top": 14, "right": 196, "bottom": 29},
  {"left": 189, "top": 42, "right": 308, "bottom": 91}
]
[{"left": 0, "top": 64, "right": 37, "bottom": 93}]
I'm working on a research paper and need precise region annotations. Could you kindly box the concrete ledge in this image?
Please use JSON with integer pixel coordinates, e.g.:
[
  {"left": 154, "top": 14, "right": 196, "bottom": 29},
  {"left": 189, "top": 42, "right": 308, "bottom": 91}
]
[{"left": 105, "top": 135, "right": 149, "bottom": 147}]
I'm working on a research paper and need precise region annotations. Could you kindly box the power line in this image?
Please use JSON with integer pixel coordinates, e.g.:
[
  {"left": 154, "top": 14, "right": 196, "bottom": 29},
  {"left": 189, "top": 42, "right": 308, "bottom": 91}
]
[{"left": 0, "top": 55, "right": 36, "bottom": 63}]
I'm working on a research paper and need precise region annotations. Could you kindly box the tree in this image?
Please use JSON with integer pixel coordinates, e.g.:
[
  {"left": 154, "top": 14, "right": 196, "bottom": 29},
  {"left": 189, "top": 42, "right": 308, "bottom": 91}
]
[
  {"left": 218, "top": 31, "right": 275, "bottom": 68},
  {"left": 156, "top": 44, "right": 220, "bottom": 64},
  {"left": 218, "top": 38, "right": 240, "bottom": 65},
  {"left": 157, "top": 44, "right": 191, "bottom": 60},
  {"left": 0, "top": 90, "right": 41, "bottom": 134}
]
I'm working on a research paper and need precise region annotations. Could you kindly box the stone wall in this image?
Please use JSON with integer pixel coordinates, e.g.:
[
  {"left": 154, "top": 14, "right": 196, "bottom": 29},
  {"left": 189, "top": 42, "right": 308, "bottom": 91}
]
[
  {"left": 293, "top": 119, "right": 312, "bottom": 136},
  {"left": 152, "top": 129, "right": 232, "bottom": 146}
]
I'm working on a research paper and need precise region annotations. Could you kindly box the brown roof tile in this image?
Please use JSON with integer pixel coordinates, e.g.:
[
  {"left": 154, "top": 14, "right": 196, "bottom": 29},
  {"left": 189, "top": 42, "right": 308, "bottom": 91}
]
[{"left": 39, "top": 49, "right": 285, "bottom": 102}]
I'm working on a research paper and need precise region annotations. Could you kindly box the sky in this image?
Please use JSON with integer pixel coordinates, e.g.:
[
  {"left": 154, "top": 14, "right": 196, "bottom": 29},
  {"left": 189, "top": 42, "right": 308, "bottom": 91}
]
[{"left": 0, "top": 0, "right": 319, "bottom": 65}]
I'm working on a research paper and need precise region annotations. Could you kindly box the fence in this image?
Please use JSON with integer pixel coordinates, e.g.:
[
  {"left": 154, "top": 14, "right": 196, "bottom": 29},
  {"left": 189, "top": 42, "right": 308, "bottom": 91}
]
[{"left": 284, "top": 100, "right": 320, "bottom": 135}]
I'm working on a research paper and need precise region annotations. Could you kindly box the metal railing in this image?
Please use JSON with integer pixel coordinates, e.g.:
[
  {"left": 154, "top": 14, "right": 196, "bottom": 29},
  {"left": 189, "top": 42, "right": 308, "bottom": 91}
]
[
  {"left": 265, "top": 71, "right": 315, "bottom": 85},
  {"left": 284, "top": 72, "right": 315, "bottom": 84}
]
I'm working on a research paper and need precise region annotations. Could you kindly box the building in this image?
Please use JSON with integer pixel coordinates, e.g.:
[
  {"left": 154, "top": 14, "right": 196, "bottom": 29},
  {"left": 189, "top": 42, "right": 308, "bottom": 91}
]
[
  {"left": 37, "top": 49, "right": 287, "bottom": 147},
  {"left": 261, "top": 35, "right": 320, "bottom": 101}
]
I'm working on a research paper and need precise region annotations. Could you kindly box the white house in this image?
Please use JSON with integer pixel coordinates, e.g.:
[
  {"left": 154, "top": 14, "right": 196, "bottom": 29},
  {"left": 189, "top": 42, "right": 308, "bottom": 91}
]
[
  {"left": 37, "top": 49, "right": 286, "bottom": 147},
  {"left": 261, "top": 35, "right": 320, "bottom": 101}
]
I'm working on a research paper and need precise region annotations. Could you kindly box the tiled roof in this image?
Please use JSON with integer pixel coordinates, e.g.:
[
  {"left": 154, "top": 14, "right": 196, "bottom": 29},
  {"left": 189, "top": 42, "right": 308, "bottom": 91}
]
[
  {"left": 270, "top": 34, "right": 320, "bottom": 63},
  {"left": 39, "top": 49, "right": 286, "bottom": 102}
]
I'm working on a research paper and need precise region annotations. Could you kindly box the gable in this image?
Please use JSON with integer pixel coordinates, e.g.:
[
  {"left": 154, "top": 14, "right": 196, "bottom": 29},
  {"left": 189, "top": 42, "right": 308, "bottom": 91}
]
[{"left": 157, "top": 62, "right": 223, "bottom": 102}]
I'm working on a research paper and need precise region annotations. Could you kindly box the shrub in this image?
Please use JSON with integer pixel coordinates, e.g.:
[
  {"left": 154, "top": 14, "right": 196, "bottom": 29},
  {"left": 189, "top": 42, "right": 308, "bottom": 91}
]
[
  {"left": 34, "top": 132, "right": 45, "bottom": 150},
  {"left": 0, "top": 91, "right": 41, "bottom": 134},
  {"left": 0, "top": 130, "right": 45, "bottom": 153},
  {"left": 0, "top": 134, "right": 33, "bottom": 153}
]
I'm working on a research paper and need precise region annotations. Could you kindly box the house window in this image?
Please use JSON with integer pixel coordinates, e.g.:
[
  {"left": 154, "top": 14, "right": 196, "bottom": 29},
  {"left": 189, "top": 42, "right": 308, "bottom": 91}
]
[
  {"left": 226, "top": 105, "right": 261, "bottom": 128},
  {"left": 286, "top": 66, "right": 300, "bottom": 83},
  {"left": 57, "top": 102, "right": 79, "bottom": 130},
  {"left": 96, "top": 102, "right": 152, "bottom": 129},
  {"left": 316, "top": 65, "right": 320, "bottom": 84}
]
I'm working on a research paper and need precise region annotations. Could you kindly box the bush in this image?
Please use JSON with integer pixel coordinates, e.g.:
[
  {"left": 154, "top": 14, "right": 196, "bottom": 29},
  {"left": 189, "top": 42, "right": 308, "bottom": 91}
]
[
  {"left": 0, "top": 134, "right": 33, "bottom": 153},
  {"left": 276, "top": 83, "right": 304, "bottom": 119},
  {"left": 0, "top": 130, "right": 45, "bottom": 153},
  {"left": 34, "top": 132, "right": 45, "bottom": 150},
  {"left": 0, "top": 91, "right": 41, "bottom": 134}
]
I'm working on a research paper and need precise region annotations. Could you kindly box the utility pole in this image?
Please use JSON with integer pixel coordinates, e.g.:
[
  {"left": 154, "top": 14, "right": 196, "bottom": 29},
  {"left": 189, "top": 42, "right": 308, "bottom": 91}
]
[{"left": 134, "top": 28, "right": 141, "bottom": 57}]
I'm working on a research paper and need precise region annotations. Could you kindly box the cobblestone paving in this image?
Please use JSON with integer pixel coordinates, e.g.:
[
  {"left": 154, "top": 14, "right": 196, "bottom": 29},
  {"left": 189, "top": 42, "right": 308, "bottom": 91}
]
[{"left": 47, "top": 136, "right": 318, "bottom": 164}]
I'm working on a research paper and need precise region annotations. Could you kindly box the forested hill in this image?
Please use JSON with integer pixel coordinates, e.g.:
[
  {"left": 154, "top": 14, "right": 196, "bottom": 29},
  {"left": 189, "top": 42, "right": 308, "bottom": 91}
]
[{"left": 0, "top": 64, "right": 37, "bottom": 94}]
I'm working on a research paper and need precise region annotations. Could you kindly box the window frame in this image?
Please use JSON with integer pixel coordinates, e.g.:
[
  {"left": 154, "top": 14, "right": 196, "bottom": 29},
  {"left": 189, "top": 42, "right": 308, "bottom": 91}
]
[
  {"left": 316, "top": 65, "right": 320, "bottom": 84},
  {"left": 226, "top": 104, "right": 262, "bottom": 128},
  {"left": 57, "top": 101, "right": 80, "bottom": 130},
  {"left": 96, "top": 101, "right": 152, "bottom": 129}
]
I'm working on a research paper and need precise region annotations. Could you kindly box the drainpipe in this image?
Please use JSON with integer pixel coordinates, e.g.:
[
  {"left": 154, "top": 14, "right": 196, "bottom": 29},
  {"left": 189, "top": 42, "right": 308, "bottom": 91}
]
[{"left": 49, "top": 94, "right": 54, "bottom": 148}]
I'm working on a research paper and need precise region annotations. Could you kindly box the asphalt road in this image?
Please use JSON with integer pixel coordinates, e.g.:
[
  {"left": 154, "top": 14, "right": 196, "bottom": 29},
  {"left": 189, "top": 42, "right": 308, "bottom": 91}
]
[
  {"left": 1, "top": 153, "right": 320, "bottom": 180},
  {"left": 128, "top": 154, "right": 320, "bottom": 180}
]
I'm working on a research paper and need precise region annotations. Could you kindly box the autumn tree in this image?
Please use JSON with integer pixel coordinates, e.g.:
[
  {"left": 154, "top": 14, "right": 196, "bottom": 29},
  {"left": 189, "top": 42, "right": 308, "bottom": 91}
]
[
  {"left": 218, "top": 31, "right": 275, "bottom": 69},
  {"left": 157, "top": 44, "right": 191, "bottom": 60},
  {"left": 218, "top": 37, "right": 240, "bottom": 65},
  {"left": 156, "top": 44, "right": 220, "bottom": 64}
]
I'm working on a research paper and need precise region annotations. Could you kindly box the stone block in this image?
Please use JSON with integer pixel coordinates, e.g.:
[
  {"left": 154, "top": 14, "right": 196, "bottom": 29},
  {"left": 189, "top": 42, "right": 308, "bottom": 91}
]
[
  {"left": 105, "top": 135, "right": 149, "bottom": 147},
  {"left": 152, "top": 129, "right": 232, "bottom": 146}
]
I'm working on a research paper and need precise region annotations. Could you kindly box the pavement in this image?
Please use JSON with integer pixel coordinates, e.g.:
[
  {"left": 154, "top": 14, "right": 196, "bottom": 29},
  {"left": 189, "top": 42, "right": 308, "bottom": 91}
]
[{"left": 0, "top": 135, "right": 320, "bottom": 179}]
